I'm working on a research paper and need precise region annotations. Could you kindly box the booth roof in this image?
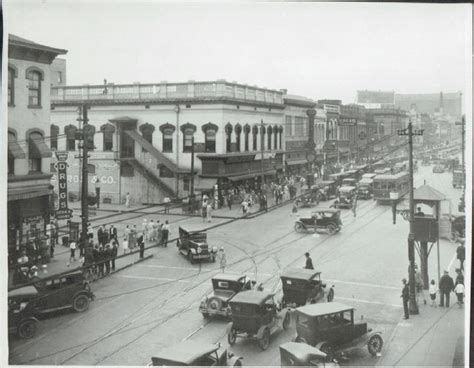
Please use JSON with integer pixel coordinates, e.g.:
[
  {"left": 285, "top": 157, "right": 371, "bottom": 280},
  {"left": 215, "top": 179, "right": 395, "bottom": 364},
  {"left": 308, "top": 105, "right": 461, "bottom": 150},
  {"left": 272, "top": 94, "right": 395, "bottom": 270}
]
[{"left": 414, "top": 185, "right": 445, "bottom": 202}]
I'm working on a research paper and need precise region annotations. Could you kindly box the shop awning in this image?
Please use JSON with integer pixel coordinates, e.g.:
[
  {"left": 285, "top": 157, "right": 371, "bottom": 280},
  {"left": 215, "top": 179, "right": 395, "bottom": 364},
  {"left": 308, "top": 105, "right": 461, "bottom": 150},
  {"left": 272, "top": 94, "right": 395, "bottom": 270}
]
[
  {"left": 29, "top": 132, "right": 52, "bottom": 158},
  {"left": 8, "top": 187, "right": 52, "bottom": 201},
  {"left": 8, "top": 135, "right": 26, "bottom": 158},
  {"left": 229, "top": 170, "right": 276, "bottom": 182},
  {"left": 286, "top": 159, "right": 307, "bottom": 166}
]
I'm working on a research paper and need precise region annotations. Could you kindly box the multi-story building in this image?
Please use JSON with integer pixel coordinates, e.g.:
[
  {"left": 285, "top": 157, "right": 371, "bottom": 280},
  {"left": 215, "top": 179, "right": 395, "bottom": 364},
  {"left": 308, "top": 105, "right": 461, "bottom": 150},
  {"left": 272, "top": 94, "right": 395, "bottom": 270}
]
[
  {"left": 395, "top": 91, "right": 462, "bottom": 119},
  {"left": 7, "top": 34, "right": 67, "bottom": 257},
  {"left": 50, "top": 80, "right": 286, "bottom": 205},
  {"left": 317, "top": 99, "right": 341, "bottom": 164},
  {"left": 365, "top": 107, "right": 408, "bottom": 153},
  {"left": 283, "top": 94, "right": 316, "bottom": 175},
  {"left": 357, "top": 90, "right": 395, "bottom": 109}
]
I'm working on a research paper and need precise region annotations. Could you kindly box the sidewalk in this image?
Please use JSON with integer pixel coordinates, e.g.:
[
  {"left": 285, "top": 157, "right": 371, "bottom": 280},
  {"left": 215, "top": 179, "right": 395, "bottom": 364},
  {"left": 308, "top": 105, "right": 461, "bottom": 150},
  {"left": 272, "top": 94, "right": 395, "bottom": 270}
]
[{"left": 376, "top": 302, "right": 465, "bottom": 367}]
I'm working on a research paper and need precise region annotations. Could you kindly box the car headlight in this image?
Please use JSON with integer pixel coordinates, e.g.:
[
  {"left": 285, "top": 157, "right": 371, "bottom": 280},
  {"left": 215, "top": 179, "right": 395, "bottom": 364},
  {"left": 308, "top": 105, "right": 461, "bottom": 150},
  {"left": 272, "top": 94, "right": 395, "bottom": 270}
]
[{"left": 197, "top": 247, "right": 202, "bottom": 254}]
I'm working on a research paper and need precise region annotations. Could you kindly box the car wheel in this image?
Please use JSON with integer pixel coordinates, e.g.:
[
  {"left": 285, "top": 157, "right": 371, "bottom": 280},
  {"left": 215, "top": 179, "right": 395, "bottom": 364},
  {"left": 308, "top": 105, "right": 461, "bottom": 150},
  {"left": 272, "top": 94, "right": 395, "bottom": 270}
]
[
  {"left": 282, "top": 311, "right": 290, "bottom": 330},
  {"left": 188, "top": 252, "right": 195, "bottom": 264},
  {"left": 233, "top": 359, "right": 242, "bottom": 367},
  {"left": 258, "top": 328, "right": 270, "bottom": 351},
  {"left": 368, "top": 334, "right": 384, "bottom": 356},
  {"left": 18, "top": 319, "right": 37, "bottom": 339},
  {"left": 327, "top": 224, "right": 336, "bottom": 235},
  {"left": 73, "top": 294, "right": 90, "bottom": 312},
  {"left": 318, "top": 342, "right": 334, "bottom": 361},
  {"left": 228, "top": 328, "right": 237, "bottom": 345},
  {"left": 294, "top": 223, "right": 304, "bottom": 233}
]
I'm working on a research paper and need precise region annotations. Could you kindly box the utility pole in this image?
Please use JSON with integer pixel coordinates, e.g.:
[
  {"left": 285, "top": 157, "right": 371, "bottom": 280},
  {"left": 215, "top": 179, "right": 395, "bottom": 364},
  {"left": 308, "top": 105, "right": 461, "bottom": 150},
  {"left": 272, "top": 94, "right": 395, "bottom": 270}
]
[
  {"left": 79, "top": 104, "right": 89, "bottom": 252},
  {"left": 397, "top": 120, "right": 423, "bottom": 315},
  {"left": 190, "top": 135, "right": 195, "bottom": 212},
  {"left": 260, "top": 119, "right": 265, "bottom": 191},
  {"left": 455, "top": 114, "right": 465, "bottom": 203}
]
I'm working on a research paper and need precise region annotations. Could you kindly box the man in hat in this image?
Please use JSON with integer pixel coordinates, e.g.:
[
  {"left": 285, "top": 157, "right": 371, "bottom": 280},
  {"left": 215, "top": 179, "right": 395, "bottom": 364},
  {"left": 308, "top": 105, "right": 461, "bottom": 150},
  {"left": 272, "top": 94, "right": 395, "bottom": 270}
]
[
  {"left": 304, "top": 252, "right": 314, "bottom": 270},
  {"left": 439, "top": 270, "right": 454, "bottom": 307},
  {"left": 456, "top": 242, "right": 465, "bottom": 271},
  {"left": 401, "top": 278, "right": 409, "bottom": 319}
]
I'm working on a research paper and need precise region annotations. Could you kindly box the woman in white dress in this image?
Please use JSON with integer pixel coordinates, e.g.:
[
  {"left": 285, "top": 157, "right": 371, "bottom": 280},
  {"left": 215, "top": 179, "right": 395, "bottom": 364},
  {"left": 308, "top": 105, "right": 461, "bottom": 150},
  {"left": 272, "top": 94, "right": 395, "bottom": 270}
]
[{"left": 122, "top": 236, "right": 129, "bottom": 254}]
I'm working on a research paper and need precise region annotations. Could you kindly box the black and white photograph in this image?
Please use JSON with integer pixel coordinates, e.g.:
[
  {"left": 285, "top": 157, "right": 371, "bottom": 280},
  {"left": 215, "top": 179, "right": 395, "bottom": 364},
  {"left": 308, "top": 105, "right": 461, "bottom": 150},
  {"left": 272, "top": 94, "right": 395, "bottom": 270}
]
[{"left": 1, "top": 0, "right": 472, "bottom": 367}]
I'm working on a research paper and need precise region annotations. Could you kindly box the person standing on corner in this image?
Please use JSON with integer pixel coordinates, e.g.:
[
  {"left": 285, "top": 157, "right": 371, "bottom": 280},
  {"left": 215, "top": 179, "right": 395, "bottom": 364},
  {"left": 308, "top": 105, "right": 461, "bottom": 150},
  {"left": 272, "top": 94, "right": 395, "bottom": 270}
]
[
  {"left": 217, "top": 247, "right": 226, "bottom": 273},
  {"left": 138, "top": 232, "right": 145, "bottom": 259},
  {"left": 439, "top": 270, "right": 454, "bottom": 307},
  {"left": 206, "top": 202, "right": 213, "bottom": 223},
  {"left": 456, "top": 242, "right": 465, "bottom": 271},
  {"left": 401, "top": 278, "right": 409, "bottom": 319},
  {"left": 161, "top": 220, "right": 170, "bottom": 247},
  {"left": 125, "top": 192, "right": 131, "bottom": 208},
  {"left": 111, "top": 240, "right": 118, "bottom": 271},
  {"left": 327, "top": 285, "right": 335, "bottom": 302},
  {"left": 304, "top": 252, "right": 314, "bottom": 270}
]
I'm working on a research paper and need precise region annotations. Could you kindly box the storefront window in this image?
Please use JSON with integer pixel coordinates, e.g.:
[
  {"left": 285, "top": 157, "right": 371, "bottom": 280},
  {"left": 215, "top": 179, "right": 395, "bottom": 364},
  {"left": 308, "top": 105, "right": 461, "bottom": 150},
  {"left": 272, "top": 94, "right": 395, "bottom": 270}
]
[
  {"left": 205, "top": 129, "right": 216, "bottom": 153},
  {"left": 235, "top": 124, "right": 242, "bottom": 152},
  {"left": 225, "top": 123, "right": 233, "bottom": 153}
]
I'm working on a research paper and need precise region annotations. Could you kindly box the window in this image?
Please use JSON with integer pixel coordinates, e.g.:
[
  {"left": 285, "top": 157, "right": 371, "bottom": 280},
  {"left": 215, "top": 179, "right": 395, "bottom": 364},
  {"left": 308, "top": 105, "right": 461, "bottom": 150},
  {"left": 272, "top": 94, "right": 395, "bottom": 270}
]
[
  {"left": 8, "top": 67, "right": 15, "bottom": 106},
  {"left": 50, "top": 162, "right": 56, "bottom": 173},
  {"left": 87, "top": 164, "right": 96, "bottom": 174},
  {"left": 252, "top": 125, "right": 258, "bottom": 151},
  {"left": 50, "top": 125, "right": 59, "bottom": 151},
  {"left": 8, "top": 155, "right": 15, "bottom": 175},
  {"left": 101, "top": 124, "right": 115, "bottom": 151},
  {"left": 183, "top": 176, "right": 190, "bottom": 191},
  {"left": 267, "top": 126, "right": 272, "bottom": 150},
  {"left": 65, "top": 125, "right": 76, "bottom": 151},
  {"left": 205, "top": 129, "right": 216, "bottom": 153},
  {"left": 183, "top": 129, "right": 194, "bottom": 152},
  {"left": 28, "top": 132, "right": 43, "bottom": 173},
  {"left": 84, "top": 125, "right": 96, "bottom": 150},
  {"left": 159, "top": 165, "right": 174, "bottom": 178},
  {"left": 279, "top": 126, "right": 283, "bottom": 149},
  {"left": 295, "top": 117, "right": 304, "bottom": 136},
  {"left": 57, "top": 71, "right": 63, "bottom": 84},
  {"left": 225, "top": 123, "right": 233, "bottom": 153},
  {"left": 140, "top": 123, "right": 154, "bottom": 145},
  {"left": 260, "top": 126, "right": 266, "bottom": 151},
  {"left": 27, "top": 71, "right": 42, "bottom": 107},
  {"left": 160, "top": 124, "right": 176, "bottom": 153},
  {"left": 235, "top": 124, "right": 242, "bottom": 152},
  {"left": 244, "top": 125, "right": 250, "bottom": 151},
  {"left": 274, "top": 125, "right": 278, "bottom": 149},
  {"left": 285, "top": 116, "right": 292, "bottom": 137},
  {"left": 121, "top": 164, "right": 134, "bottom": 177}
]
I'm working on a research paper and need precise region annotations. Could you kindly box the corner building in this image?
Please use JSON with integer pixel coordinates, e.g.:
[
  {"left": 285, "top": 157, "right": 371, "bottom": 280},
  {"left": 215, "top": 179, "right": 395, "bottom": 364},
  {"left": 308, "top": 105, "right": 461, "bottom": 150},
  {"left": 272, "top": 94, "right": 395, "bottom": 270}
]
[{"left": 50, "top": 80, "right": 286, "bottom": 204}]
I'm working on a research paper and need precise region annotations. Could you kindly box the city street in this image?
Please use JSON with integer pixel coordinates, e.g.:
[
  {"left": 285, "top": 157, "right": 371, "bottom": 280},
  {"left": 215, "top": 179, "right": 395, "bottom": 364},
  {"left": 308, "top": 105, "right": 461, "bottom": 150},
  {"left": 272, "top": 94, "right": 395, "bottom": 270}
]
[{"left": 8, "top": 164, "right": 464, "bottom": 366}]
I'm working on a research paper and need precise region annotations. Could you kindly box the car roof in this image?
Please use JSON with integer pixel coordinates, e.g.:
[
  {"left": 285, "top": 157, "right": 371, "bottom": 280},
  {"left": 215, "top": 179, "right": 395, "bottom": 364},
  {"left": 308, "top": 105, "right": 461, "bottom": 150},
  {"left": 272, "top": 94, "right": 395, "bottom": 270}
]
[
  {"left": 297, "top": 302, "right": 353, "bottom": 316},
  {"left": 339, "top": 186, "right": 356, "bottom": 191},
  {"left": 362, "top": 173, "right": 377, "bottom": 178},
  {"left": 280, "top": 342, "right": 327, "bottom": 360},
  {"left": 153, "top": 341, "right": 218, "bottom": 364},
  {"left": 8, "top": 286, "right": 39, "bottom": 298},
  {"left": 318, "top": 180, "right": 335, "bottom": 184},
  {"left": 311, "top": 208, "right": 340, "bottom": 214},
  {"left": 281, "top": 268, "right": 321, "bottom": 280},
  {"left": 230, "top": 290, "right": 273, "bottom": 305},
  {"left": 179, "top": 225, "right": 206, "bottom": 233},
  {"left": 359, "top": 178, "right": 373, "bottom": 184},
  {"left": 212, "top": 273, "right": 245, "bottom": 282}
]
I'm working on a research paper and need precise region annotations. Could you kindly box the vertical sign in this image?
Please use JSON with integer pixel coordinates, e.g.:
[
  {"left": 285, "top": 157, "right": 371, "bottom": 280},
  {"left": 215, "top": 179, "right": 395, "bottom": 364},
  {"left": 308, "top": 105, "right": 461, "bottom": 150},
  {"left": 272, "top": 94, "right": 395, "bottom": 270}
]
[{"left": 55, "top": 151, "right": 73, "bottom": 220}]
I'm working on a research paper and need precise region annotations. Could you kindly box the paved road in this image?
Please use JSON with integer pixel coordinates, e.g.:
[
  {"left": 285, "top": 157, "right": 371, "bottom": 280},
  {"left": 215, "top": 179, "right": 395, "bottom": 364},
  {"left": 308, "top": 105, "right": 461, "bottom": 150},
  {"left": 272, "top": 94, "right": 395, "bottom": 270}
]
[{"left": 9, "top": 164, "right": 463, "bottom": 366}]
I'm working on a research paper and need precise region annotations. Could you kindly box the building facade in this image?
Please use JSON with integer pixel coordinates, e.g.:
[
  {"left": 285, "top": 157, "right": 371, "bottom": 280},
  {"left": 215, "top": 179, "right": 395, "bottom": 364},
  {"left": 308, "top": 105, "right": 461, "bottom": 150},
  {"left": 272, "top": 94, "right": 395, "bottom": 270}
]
[
  {"left": 7, "top": 34, "right": 67, "bottom": 257},
  {"left": 395, "top": 91, "right": 462, "bottom": 119},
  {"left": 50, "top": 80, "right": 286, "bottom": 205}
]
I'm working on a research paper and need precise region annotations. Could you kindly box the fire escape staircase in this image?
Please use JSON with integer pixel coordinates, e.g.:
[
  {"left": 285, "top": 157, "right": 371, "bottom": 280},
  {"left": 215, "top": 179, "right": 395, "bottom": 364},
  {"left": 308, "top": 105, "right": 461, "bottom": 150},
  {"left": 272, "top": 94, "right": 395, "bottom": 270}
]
[{"left": 121, "top": 158, "right": 175, "bottom": 197}]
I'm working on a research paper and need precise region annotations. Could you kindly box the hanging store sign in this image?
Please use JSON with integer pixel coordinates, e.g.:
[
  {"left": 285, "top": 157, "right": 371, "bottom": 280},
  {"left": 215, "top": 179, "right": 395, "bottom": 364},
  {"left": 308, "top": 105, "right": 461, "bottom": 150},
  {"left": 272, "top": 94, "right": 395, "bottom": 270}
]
[{"left": 55, "top": 151, "right": 73, "bottom": 220}]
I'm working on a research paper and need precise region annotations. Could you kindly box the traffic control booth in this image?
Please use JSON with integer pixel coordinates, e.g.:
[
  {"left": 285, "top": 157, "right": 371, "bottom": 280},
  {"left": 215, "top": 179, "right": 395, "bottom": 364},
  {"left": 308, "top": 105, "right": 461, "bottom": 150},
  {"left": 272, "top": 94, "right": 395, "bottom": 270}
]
[{"left": 412, "top": 185, "right": 445, "bottom": 289}]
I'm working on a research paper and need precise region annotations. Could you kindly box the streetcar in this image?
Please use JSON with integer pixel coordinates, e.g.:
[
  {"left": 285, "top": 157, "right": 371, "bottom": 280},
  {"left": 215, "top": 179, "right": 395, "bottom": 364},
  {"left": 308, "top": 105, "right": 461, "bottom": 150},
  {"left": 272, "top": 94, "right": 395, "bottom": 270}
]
[{"left": 373, "top": 172, "right": 409, "bottom": 204}]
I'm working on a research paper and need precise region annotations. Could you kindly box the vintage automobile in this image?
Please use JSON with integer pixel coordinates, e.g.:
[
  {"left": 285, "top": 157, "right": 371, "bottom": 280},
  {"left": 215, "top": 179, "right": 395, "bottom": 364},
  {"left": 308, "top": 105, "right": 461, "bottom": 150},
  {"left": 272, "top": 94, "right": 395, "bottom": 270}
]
[
  {"left": 357, "top": 174, "right": 376, "bottom": 200},
  {"left": 150, "top": 341, "right": 242, "bottom": 366},
  {"left": 8, "top": 272, "right": 95, "bottom": 338},
  {"left": 294, "top": 209, "right": 342, "bottom": 235},
  {"left": 8, "top": 286, "right": 40, "bottom": 339},
  {"left": 332, "top": 187, "right": 356, "bottom": 209},
  {"left": 177, "top": 225, "right": 218, "bottom": 264},
  {"left": 296, "top": 189, "right": 319, "bottom": 208},
  {"left": 227, "top": 290, "right": 290, "bottom": 350},
  {"left": 341, "top": 178, "right": 357, "bottom": 188},
  {"left": 199, "top": 273, "right": 256, "bottom": 318},
  {"left": 432, "top": 165, "right": 445, "bottom": 174},
  {"left": 294, "top": 302, "right": 383, "bottom": 361},
  {"left": 280, "top": 342, "right": 340, "bottom": 367},
  {"left": 280, "top": 268, "right": 326, "bottom": 308},
  {"left": 315, "top": 181, "right": 338, "bottom": 201}
]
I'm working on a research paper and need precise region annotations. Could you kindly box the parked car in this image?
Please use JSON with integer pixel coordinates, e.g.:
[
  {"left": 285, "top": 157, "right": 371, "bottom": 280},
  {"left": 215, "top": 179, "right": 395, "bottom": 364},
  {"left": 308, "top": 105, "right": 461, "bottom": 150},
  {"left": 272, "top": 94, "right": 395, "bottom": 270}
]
[
  {"left": 294, "top": 302, "right": 383, "bottom": 361},
  {"left": 294, "top": 209, "right": 342, "bottom": 235},
  {"left": 356, "top": 182, "right": 372, "bottom": 200},
  {"left": 432, "top": 165, "right": 445, "bottom": 174},
  {"left": 199, "top": 273, "right": 256, "bottom": 318},
  {"left": 8, "top": 286, "right": 40, "bottom": 339},
  {"left": 227, "top": 290, "right": 290, "bottom": 350},
  {"left": 332, "top": 187, "right": 356, "bottom": 209},
  {"left": 315, "top": 181, "right": 337, "bottom": 201},
  {"left": 280, "top": 268, "right": 326, "bottom": 308},
  {"left": 177, "top": 225, "right": 218, "bottom": 264},
  {"left": 150, "top": 341, "right": 242, "bottom": 366},
  {"left": 280, "top": 342, "right": 340, "bottom": 367},
  {"left": 8, "top": 272, "right": 95, "bottom": 338}
]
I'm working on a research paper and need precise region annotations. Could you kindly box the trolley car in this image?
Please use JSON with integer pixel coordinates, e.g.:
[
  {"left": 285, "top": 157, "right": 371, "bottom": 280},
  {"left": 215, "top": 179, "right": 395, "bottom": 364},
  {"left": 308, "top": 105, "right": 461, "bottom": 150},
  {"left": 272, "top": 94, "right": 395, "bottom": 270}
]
[{"left": 373, "top": 172, "right": 409, "bottom": 204}]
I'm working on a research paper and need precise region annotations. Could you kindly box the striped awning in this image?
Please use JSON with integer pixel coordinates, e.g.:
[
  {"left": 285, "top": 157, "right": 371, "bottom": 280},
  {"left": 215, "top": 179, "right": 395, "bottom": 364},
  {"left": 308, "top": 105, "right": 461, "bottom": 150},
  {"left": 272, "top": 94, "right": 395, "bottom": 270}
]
[
  {"left": 8, "top": 134, "right": 26, "bottom": 158},
  {"left": 8, "top": 187, "right": 52, "bottom": 201},
  {"left": 29, "top": 132, "right": 52, "bottom": 158}
]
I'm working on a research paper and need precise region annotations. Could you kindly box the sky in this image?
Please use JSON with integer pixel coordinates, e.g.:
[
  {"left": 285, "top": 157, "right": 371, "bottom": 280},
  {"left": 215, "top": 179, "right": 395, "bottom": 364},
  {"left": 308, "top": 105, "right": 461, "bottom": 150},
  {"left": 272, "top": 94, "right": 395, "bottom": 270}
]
[{"left": 4, "top": 0, "right": 472, "bottom": 104}]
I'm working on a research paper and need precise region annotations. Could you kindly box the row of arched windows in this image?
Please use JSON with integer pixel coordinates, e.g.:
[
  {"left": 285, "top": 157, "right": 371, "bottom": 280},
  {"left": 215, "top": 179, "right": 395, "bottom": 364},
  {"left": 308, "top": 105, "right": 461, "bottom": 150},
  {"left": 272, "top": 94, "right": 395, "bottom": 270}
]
[
  {"left": 49, "top": 122, "right": 283, "bottom": 154},
  {"left": 8, "top": 129, "right": 50, "bottom": 175}
]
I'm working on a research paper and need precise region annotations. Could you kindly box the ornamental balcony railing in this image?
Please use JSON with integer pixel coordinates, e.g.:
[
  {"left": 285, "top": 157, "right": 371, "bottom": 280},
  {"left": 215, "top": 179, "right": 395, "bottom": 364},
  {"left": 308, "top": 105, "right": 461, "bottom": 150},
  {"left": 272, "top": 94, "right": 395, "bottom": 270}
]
[{"left": 51, "top": 80, "right": 284, "bottom": 105}]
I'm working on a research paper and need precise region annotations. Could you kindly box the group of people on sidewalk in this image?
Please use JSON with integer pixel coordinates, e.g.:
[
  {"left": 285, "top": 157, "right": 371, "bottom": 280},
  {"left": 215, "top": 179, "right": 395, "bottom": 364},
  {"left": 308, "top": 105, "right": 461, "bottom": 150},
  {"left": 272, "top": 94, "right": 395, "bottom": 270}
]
[{"left": 401, "top": 251, "right": 466, "bottom": 319}]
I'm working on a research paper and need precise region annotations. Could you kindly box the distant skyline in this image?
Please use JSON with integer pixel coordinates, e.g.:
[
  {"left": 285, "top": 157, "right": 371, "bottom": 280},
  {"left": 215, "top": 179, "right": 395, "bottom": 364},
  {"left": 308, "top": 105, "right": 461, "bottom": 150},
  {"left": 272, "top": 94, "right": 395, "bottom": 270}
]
[{"left": 4, "top": 1, "right": 471, "bottom": 105}]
